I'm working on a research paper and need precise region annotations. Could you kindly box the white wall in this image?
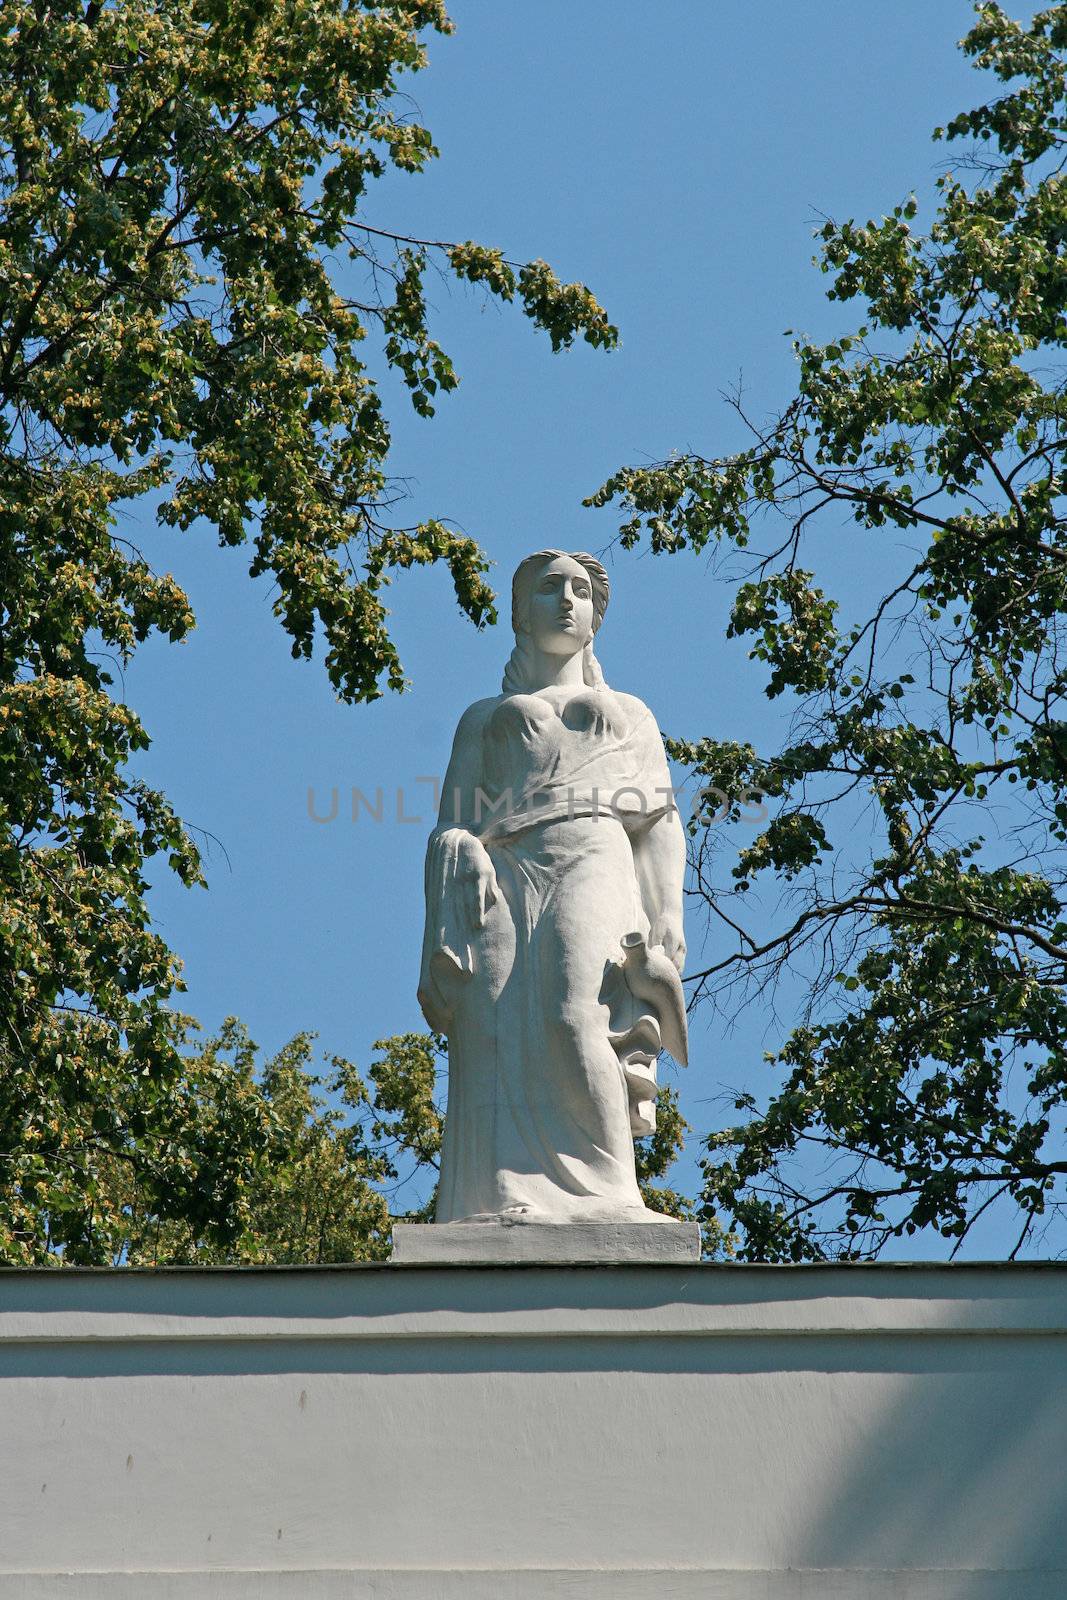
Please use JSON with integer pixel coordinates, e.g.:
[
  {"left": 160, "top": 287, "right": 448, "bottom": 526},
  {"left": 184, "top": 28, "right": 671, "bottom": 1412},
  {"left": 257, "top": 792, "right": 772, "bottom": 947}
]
[{"left": 1, "top": 1262, "right": 1065, "bottom": 1598}]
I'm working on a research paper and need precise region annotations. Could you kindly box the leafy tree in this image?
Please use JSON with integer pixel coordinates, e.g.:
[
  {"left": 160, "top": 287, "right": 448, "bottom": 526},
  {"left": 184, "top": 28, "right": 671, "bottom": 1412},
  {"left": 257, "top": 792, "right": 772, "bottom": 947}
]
[
  {"left": 0, "top": 0, "right": 616, "bottom": 1262},
  {"left": 113, "top": 1025, "right": 444, "bottom": 1265},
  {"left": 633, "top": 1083, "right": 699, "bottom": 1224},
  {"left": 590, "top": 2, "right": 1067, "bottom": 1260}
]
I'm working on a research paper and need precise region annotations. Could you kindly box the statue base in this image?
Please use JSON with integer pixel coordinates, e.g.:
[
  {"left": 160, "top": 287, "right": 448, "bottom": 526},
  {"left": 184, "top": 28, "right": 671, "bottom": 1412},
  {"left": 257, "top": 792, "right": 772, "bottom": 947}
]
[{"left": 390, "top": 1217, "right": 701, "bottom": 1263}]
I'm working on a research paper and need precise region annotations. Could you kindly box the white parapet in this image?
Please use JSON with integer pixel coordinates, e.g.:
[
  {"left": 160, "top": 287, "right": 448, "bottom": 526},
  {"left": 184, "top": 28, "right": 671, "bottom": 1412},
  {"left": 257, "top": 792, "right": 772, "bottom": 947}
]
[{"left": 1, "top": 1262, "right": 1066, "bottom": 1598}]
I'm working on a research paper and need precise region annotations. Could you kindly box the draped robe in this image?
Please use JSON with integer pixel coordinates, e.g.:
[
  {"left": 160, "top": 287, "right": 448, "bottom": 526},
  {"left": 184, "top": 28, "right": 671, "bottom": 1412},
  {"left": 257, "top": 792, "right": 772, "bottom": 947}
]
[{"left": 419, "top": 686, "right": 677, "bottom": 1222}]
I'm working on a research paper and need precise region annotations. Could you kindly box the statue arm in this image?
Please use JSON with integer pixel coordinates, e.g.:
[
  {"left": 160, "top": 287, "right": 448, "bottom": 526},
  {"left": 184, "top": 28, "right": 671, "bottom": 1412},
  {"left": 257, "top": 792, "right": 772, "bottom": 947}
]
[
  {"left": 433, "top": 700, "right": 499, "bottom": 927},
  {"left": 633, "top": 805, "right": 687, "bottom": 973},
  {"left": 627, "top": 703, "right": 686, "bottom": 972},
  {"left": 433, "top": 698, "right": 494, "bottom": 834},
  {"left": 417, "top": 700, "right": 498, "bottom": 1032}
]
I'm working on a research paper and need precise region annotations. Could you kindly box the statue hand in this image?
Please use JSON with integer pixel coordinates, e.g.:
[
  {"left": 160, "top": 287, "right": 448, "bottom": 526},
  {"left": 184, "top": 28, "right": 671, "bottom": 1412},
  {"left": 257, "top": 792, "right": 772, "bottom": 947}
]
[
  {"left": 468, "top": 853, "right": 498, "bottom": 928},
  {"left": 448, "top": 830, "right": 498, "bottom": 929},
  {"left": 649, "top": 913, "right": 686, "bottom": 974}
]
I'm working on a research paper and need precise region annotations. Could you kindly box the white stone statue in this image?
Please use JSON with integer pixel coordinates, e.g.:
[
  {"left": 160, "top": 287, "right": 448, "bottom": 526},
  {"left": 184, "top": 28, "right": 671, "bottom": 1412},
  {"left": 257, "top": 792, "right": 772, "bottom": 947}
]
[{"left": 418, "top": 549, "right": 688, "bottom": 1225}]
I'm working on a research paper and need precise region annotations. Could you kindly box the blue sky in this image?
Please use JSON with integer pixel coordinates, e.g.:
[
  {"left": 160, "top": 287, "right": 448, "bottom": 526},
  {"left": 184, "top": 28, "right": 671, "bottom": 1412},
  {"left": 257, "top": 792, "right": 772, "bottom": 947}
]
[{"left": 124, "top": 1, "right": 996, "bottom": 1238}]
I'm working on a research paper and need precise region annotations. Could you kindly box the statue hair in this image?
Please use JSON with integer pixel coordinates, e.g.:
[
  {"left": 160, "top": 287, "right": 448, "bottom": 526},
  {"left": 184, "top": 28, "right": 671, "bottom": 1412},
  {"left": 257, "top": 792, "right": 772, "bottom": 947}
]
[{"left": 502, "top": 549, "right": 610, "bottom": 695}]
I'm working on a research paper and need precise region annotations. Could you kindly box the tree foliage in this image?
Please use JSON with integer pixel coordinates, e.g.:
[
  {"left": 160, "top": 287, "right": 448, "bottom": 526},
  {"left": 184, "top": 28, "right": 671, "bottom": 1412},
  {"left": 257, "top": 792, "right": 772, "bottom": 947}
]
[
  {"left": 75, "top": 1025, "right": 444, "bottom": 1265},
  {"left": 590, "top": 2, "right": 1067, "bottom": 1260},
  {"left": 632, "top": 1082, "right": 702, "bottom": 1226},
  {"left": 0, "top": 0, "right": 615, "bottom": 1261}
]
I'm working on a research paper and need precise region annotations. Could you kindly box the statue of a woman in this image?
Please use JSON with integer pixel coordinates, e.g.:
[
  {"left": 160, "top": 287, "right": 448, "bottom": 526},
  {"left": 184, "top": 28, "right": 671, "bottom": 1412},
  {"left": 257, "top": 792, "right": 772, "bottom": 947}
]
[{"left": 418, "top": 549, "right": 687, "bottom": 1224}]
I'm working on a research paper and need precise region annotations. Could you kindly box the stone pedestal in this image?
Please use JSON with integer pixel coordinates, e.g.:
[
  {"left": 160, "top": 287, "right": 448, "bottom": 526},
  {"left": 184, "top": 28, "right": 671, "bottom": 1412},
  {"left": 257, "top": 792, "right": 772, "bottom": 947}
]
[
  {"left": 391, "top": 1217, "right": 701, "bottom": 1263},
  {"left": 1, "top": 1262, "right": 1066, "bottom": 1597}
]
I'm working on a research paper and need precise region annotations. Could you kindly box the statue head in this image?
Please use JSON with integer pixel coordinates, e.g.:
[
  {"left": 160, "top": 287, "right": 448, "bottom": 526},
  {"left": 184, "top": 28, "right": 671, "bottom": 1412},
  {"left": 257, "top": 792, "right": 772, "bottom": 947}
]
[{"left": 502, "top": 549, "right": 610, "bottom": 694}]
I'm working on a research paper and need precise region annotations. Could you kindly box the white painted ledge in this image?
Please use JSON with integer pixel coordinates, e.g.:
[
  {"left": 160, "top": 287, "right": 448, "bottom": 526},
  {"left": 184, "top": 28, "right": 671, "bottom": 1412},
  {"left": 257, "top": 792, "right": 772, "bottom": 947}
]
[
  {"left": 2, "top": 1259, "right": 1066, "bottom": 1341},
  {"left": 4, "top": 1570, "right": 1067, "bottom": 1599},
  {"left": 2, "top": 1263, "right": 1066, "bottom": 1599}
]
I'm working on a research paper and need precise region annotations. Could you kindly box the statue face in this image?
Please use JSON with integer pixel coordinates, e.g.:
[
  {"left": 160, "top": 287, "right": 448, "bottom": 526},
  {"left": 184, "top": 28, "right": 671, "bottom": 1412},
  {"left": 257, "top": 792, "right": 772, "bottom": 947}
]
[{"left": 526, "top": 555, "right": 596, "bottom": 656}]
